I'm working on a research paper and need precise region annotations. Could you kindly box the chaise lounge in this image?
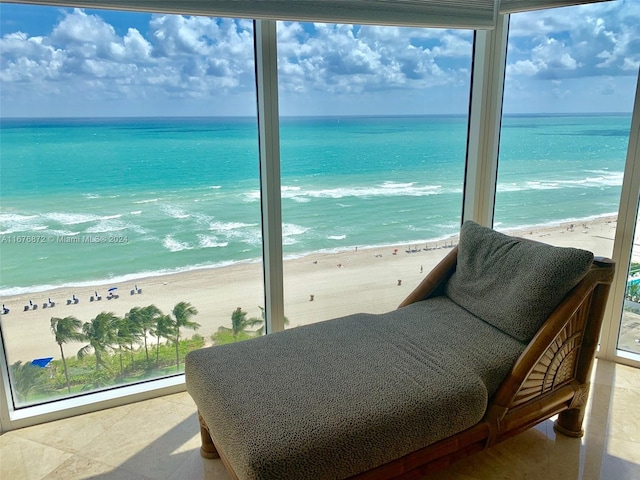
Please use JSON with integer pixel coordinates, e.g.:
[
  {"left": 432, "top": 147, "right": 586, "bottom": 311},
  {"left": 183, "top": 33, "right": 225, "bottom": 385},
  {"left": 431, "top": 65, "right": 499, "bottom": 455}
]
[{"left": 185, "top": 221, "right": 615, "bottom": 479}]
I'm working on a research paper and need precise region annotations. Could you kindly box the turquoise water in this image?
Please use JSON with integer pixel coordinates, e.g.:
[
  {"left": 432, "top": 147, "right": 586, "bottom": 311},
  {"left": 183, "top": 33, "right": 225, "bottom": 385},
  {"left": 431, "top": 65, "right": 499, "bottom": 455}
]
[{"left": 0, "top": 114, "right": 631, "bottom": 294}]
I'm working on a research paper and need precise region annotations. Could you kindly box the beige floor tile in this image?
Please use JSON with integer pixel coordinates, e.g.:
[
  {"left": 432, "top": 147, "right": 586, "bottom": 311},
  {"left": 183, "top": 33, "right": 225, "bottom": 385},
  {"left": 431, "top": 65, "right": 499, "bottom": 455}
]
[
  {"left": 0, "top": 433, "right": 73, "bottom": 480},
  {"left": 80, "top": 397, "right": 201, "bottom": 479},
  {"left": 43, "top": 454, "right": 150, "bottom": 480},
  {"left": 421, "top": 428, "right": 550, "bottom": 480},
  {"left": 12, "top": 402, "right": 136, "bottom": 454},
  {"left": 606, "top": 386, "right": 640, "bottom": 443},
  {"left": 162, "top": 390, "right": 197, "bottom": 408},
  {"left": 612, "top": 363, "right": 640, "bottom": 391},
  {"left": 599, "top": 437, "right": 640, "bottom": 480},
  {"left": 168, "top": 449, "right": 232, "bottom": 480},
  {"left": 580, "top": 383, "right": 614, "bottom": 439},
  {"left": 1, "top": 359, "right": 638, "bottom": 480},
  {"left": 592, "top": 360, "right": 640, "bottom": 390}
]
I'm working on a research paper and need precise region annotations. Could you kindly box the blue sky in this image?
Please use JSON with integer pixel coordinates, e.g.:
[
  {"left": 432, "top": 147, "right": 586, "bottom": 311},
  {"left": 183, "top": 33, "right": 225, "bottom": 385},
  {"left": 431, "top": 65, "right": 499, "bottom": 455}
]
[{"left": 0, "top": 1, "right": 638, "bottom": 117}]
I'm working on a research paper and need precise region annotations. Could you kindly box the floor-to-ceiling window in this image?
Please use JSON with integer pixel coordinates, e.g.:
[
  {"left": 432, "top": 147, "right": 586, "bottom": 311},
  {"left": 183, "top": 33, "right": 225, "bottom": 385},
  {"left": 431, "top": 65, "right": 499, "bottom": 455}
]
[
  {"left": 620, "top": 200, "right": 640, "bottom": 355},
  {"left": 277, "top": 22, "right": 472, "bottom": 325},
  {"left": 1, "top": 0, "right": 638, "bottom": 431},
  {"left": 494, "top": 0, "right": 639, "bottom": 359},
  {"left": 0, "top": 5, "right": 262, "bottom": 408}
]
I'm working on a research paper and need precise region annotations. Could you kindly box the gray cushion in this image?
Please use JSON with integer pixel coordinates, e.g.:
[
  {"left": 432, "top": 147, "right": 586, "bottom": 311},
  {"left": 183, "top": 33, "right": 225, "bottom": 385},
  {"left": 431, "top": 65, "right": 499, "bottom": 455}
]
[
  {"left": 186, "top": 297, "right": 525, "bottom": 480},
  {"left": 445, "top": 221, "right": 594, "bottom": 343}
]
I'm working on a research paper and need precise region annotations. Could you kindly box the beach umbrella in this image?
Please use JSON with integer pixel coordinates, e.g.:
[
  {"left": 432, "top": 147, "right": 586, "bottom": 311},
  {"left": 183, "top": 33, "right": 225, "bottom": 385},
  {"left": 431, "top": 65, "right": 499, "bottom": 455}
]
[
  {"left": 108, "top": 287, "right": 118, "bottom": 292},
  {"left": 31, "top": 357, "right": 53, "bottom": 368}
]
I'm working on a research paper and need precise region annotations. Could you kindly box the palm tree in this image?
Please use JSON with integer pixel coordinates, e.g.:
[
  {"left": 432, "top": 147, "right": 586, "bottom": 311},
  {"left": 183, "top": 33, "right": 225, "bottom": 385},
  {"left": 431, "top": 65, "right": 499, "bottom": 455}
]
[
  {"left": 113, "top": 315, "right": 135, "bottom": 381},
  {"left": 253, "top": 306, "right": 290, "bottom": 336},
  {"left": 124, "top": 307, "right": 144, "bottom": 369},
  {"left": 129, "top": 305, "right": 162, "bottom": 365},
  {"left": 230, "top": 307, "right": 263, "bottom": 339},
  {"left": 171, "top": 302, "right": 200, "bottom": 371},
  {"left": 78, "top": 312, "right": 119, "bottom": 372},
  {"left": 9, "top": 361, "right": 51, "bottom": 404},
  {"left": 153, "top": 313, "right": 174, "bottom": 369},
  {"left": 50, "top": 316, "right": 85, "bottom": 393}
]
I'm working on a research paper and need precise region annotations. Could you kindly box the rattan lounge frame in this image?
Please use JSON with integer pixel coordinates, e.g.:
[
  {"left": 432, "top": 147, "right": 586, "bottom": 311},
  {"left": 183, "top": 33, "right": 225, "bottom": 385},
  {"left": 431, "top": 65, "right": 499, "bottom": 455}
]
[{"left": 191, "top": 246, "right": 615, "bottom": 479}]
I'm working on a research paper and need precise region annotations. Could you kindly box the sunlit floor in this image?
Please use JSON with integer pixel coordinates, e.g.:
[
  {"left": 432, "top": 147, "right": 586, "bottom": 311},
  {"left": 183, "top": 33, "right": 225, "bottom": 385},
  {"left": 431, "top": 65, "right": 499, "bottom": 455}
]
[{"left": 1, "top": 359, "right": 638, "bottom": 480}]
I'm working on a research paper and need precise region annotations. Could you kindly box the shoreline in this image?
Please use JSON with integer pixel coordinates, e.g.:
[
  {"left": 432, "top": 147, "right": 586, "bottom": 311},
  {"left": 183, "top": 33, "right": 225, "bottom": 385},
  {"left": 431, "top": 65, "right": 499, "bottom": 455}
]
[
  {"left": 2, "top": 215, "right": 637, "bottom": 364},
  {"left": 0, "top": 213, "right": 620, "bottom": 297}
]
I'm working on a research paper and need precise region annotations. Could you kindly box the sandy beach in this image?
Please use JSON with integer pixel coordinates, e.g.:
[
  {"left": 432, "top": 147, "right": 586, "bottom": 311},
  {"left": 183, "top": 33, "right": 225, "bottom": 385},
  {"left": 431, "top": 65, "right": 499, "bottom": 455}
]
[{"left": 1, "top": 216, "right": 637, "bottom": 365}]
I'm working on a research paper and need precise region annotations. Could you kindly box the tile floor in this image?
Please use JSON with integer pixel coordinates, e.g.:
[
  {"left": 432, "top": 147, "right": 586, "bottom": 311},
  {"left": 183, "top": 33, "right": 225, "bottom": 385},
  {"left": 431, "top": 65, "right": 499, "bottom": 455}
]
[{"left": 1, "top": 359, "right": 638, "bottom": 480}]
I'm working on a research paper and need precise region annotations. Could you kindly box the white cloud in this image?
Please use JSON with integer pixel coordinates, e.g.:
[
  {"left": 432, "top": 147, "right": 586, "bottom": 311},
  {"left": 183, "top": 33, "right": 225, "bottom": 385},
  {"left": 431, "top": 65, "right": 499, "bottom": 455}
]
[
  {"left": 1, "top": 3, "right": 635, "bottom": 116},
  {"left": 0, "top": 8, "right": 256, "bottom": 114},
  {"left": 51, "top": 8, "right": 118, "bottom": 46},
  {"left": 507, "top": 1, "right": 639, "bottom": 80},
  {"left": 276, "top": 23, "right": 471, "bottom": 95}
]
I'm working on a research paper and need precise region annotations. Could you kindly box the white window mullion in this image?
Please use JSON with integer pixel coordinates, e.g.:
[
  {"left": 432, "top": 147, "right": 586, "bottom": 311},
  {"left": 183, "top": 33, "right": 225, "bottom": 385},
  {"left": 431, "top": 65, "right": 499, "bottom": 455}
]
[
  {"left": 599, "top": 69, "right": 640, "bottom": 366},
  {"left": 463, "top": 14, "right": 509, "bottom": 227},
  {"left": 255, "top": 20, "right": 285, "bottom": 334}
]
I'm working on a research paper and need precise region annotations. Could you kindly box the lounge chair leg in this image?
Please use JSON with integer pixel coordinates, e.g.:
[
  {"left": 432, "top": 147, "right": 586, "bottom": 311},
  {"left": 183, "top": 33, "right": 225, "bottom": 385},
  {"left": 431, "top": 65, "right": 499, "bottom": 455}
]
[
  {"left": 198, "top": 412, "right": 220, "bottom": 459},
  {"left": 554, "top": 408, "right": 585, "bottom": 437},
  {"left": 554, "top": 382, "right": 590, "bottom": 438}
]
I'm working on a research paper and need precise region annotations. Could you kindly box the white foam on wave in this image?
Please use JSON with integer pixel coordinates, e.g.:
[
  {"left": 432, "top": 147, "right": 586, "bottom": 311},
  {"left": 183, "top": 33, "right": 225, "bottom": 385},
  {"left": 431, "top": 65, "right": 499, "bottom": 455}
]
[
  {"left": 281, "top": 182, "right": 443, "bottom": 202},
  {"left": 161, "top": 205, "right": 191, "bottom": 219},
  {"left": 85, "top": 219, "right": 130, "bottom": 234},
  {"left": 282, "top": 223, "right": 308, "bottom": 236},
  {"left": 244, "top": 183, "right": 445, "bottom": 203},
  {"left": 198, "top": 234, "right": 228, "bottom": 249},
  {"left": 0, "top": 257, "right": 264, "bottom": 297},
  {"left": 209, "top": 221, "right": 257, "bottom": 232},
  {"left": 328, "top": 235, "right": 346, "bottom": 240},
  {"left": 0, "top": 213, "right": 38, "bottom": 222},
  {"left": 281, "top": 223, "right": 309, "bottom": 245},
  {"left": 130, "top": 211, "right": 142, "bottom": 215},
  {"left": 45, "top": 213, "right": 97, "bottom": 225},
  {"left": 244, "top": 190, "right": 261, "bottom": 202},
  {"left": 133, "top": 198, "right": 160, "bottom": 204},
  {"left": 381, "top": 181, "right": 415, "bottom": 189},
  {"left": 163, "top": 235, "right": 193, "bottom": 252},
  {"left": 45, "top": 212, "right": 122, "bottom": 225},
  {"left": 48, "top": 230, "right": 81, "bottom": 236},
  {"left": 498, "top": 170, "right": 623, "bottom": 193},
  {"left": 239, "top": 228, "right": 263, "bottom": 246},
  {"left": 0, "top": 213, "right": 47, "bottom": 234},
  {"left": 208, "top": 221, "right": 262, "bottom": 246}
]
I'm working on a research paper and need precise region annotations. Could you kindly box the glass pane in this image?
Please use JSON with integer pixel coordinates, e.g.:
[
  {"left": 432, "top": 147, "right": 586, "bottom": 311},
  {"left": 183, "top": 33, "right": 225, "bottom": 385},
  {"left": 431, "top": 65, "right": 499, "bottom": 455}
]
[
  {"left": 0, "top": 6, "right": 261, "bottom": 407},
  {"left": 620, "top": 202, "right": 640, "bottom": 355},
  {"left": 277, "top": 22, "right": 472, "bottom": 326},
  {"left": 496, "top": 1, "right": 639, "bottom": 361},
  {"left": 495, "top": 1, "right": 636, "bottom": 260}
]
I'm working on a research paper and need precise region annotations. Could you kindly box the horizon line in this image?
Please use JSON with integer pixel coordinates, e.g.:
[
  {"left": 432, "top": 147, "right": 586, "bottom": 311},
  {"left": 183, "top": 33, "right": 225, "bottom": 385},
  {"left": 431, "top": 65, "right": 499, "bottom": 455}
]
[{"left": 0, "top": 112, "right": 633, "bottom": 121}]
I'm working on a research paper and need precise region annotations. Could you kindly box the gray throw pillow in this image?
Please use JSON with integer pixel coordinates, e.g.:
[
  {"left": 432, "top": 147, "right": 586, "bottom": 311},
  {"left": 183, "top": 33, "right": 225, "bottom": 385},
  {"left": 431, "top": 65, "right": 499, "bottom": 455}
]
[{"left": 445, "top": 221, "right": 594, "bottom": 343}]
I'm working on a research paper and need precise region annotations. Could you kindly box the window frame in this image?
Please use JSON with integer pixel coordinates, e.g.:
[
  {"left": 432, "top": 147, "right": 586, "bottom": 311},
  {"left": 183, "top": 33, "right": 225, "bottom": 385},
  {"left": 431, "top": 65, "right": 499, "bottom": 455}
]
[
  {"left": 598, "top": 72, "right": 640, "bottom": 364},
  {"left": 1, "top": 4, "right": 639, "bottom": 433}
]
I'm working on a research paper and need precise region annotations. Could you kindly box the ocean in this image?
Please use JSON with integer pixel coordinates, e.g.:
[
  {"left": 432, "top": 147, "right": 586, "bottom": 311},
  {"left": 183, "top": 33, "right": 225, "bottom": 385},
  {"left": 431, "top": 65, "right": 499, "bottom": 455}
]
[{"left": 0, "top": 114, "right": 631, "bottom": 295}]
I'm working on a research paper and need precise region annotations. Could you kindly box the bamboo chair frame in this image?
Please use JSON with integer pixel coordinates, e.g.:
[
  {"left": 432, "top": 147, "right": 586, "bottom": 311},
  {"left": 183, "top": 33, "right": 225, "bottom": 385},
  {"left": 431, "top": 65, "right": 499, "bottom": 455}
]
[{"left": 195, "top": 246, "right": 615, "bottom": 479}]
